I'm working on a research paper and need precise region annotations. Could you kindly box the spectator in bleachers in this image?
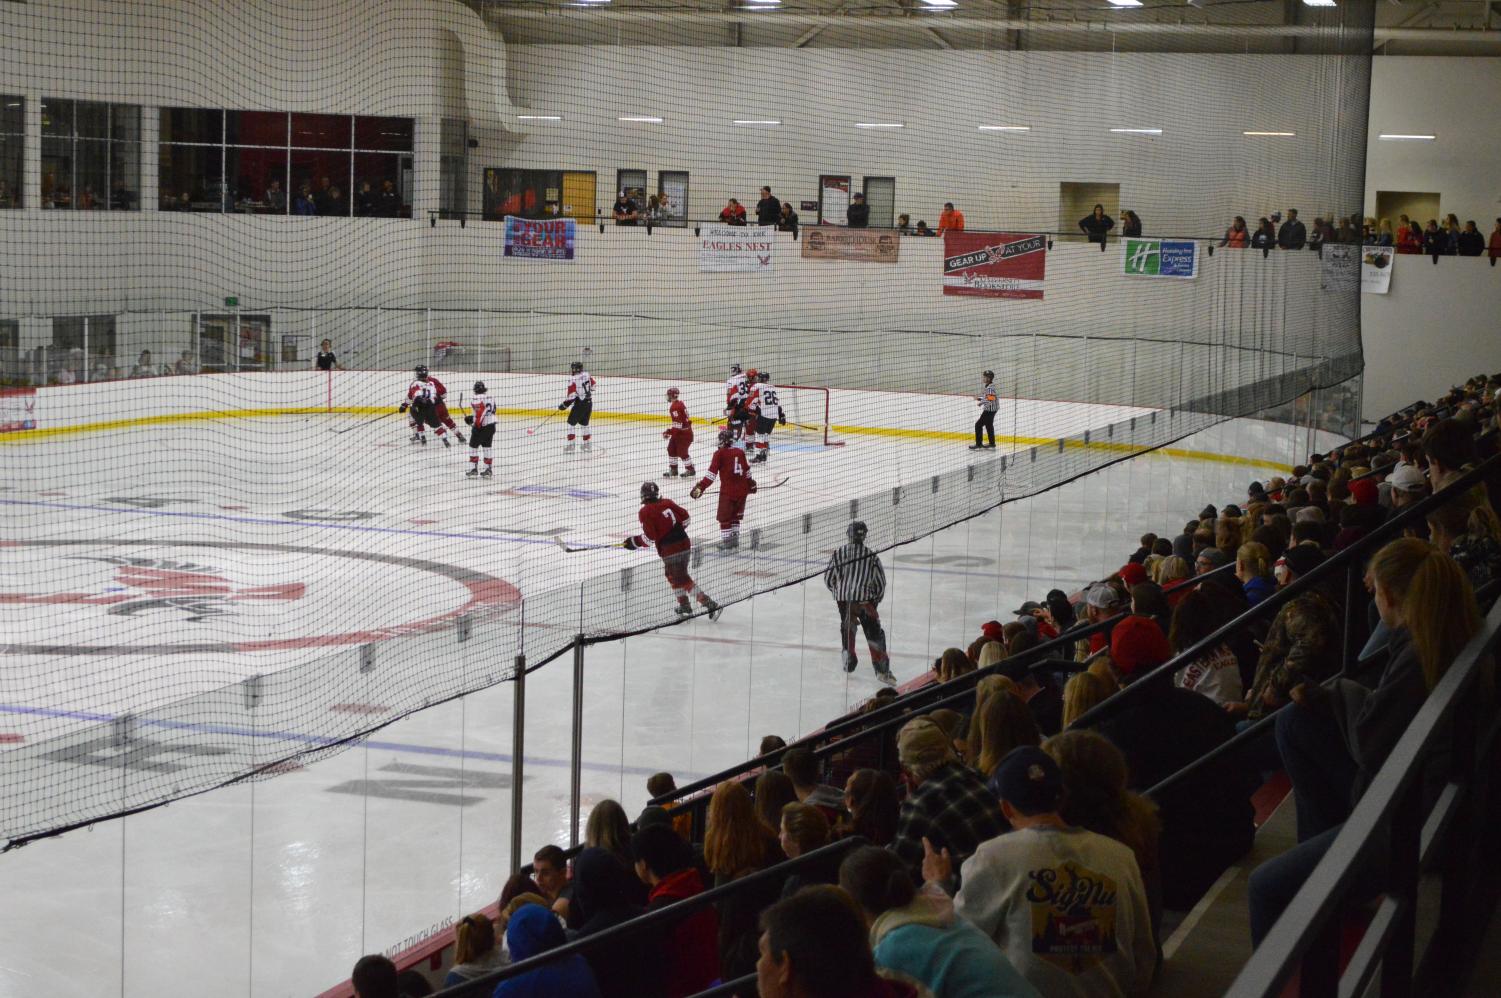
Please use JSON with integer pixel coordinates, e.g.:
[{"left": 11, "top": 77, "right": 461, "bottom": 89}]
[
  {"left": 975, "top": 640, "right": 1008, "bottom": 671},
  {"left": 839, "top": 845, "right": 1040, "bottom": 998},
  {"left": 836, "top": 769, "right": 900, "bottom": 847},
  {"left": 914, "top": 220, "right": 934, "bottom": 236},
  {"left": 1158, "top": 556, "right": 1193, "bottom": 597},
  {"left": 1426, "top": 488, "right": 1501, "bottom": 590},
  {"left": 1078, "top": 203, "right": 1114, "bottom": 244},
  {"left": 1276, "top": 208, "right": 1306, "bottom": 249},
  {"left": 292, "top": 182, "right": 317, "bottom": 215},
  {"left": 1220, "top": 215, "right": 1249, "bottom": 248},
  {"left": 782, "top": 746, "right": 846, "bottom": 818},
  {"left": 1129, "top": 582, "right": 1172, "bottom": 636},
  {"left": 971, "top": 691, "right": 1041, "bottom": 780},
  {"left": 633, "top": 824, "right": 720, "bottom": 996},
  {"left": 776, "top": 803, "right": 840, "bottom": 899},
  {"left": 961, "top": 675, "right": 1013, "bottom": 761},
  {"left": 585, "top": 799, "right": 634, "bottom": 864},
  {"left": 444, "top": 913, "right": 505, "bottom": 987},
  {"left": 353, "top": 180, "right": 375, "bottom": 217},
  {"left": 1232, "top": 576, "right": 1339, "bottom": 722},
  {"left": 896, "top": 213, "right": 911, "bottom": 234},
  {"left": 396, "top": 969, "right": 431, "bottom": 996},
  {"left": 755, "top": 186, "right": 781, "bottom": 227},
  {"left": 1444, "top": 212, "right": 1462, "bottom": 253},
  {"left": 1422, "top": 218, "right": 1444, "bottom": 254},
  {"left": 1249, "top": 541, "right": 1483, "bottom": 945},
  {"left": 495, "top": 903, "right": 602, "bottom": 998},
  {"left": 612, "top": 191, "right": 639, "bottom": 226},
  {"left": 647, "top": 772, "right": 695, "bottom": 842},
  {"left": 999, "top": 654, "right": 1064, "bottom": 737},
  {"left": 1376, "top": 218, "right": 1395, "bottom": 246},
  {"left": 922, "top": 746, "right": 1156, "bottom": 998},
  {"left": 376, "top": 179, "right": 402, "bottom": 217},
  {"left": 1422, "top": 418, "right": 1479, "bottom": 493},
  {"left": 1250, "top": 217, "right": 1276, "bottom": 250},
  {"left": 759, "top": 734, "right": 787, "bottom": 757},
  {"left": 891, "top": 717, "right": 1006, "bottom": 883},
  {"left": 847, "top": 193, "right": 870, "bottom": 228},
  {"left": 1168, "top": 588, "right": 1244, "bottom": 707},
  {"left": 1121, "top": 209, "right": 1143, "bottom": 237},
  {"left": 1078, "top": 583, "right": 1123, "bottom": 658},
  {"left": 570, "top": 847, "right": 650, "bottom": 998},
  {"left": 351, "top": 955, "right": 399, "bottom": 998},
  {"left": 718, "top": 198, "right": 746, "bottom": 225},
  {"left": 1397, "top": 217, "right": 1422, "bottom": 253},
  {"left": 934, "top": 647, "right": 974, "bottom": 684},
  {"left": 1490, "top": 218, "right": 1501, "bottom": 261},
  {"left": 531, "top": 844, "right": 575, "bottom": 925},
  {"left": 754, "top": 770, "right": 799, "bottom": 836},
  {"left": 174, "top": 349, "right": 199, "bottom": 375},
  {"left": 130, "top": 349, "right": 154, "bottom": 378},
  {"left": 1045, "top": 589, "right": 1076, "bottom": 631},
  {"left": 1236, "top": 543, "right": 1276, "bottom": 606},
  {"left": 755, "top": 886, "right": 919, "bottom": 998},
  {"left": 1061, "top": 670, "right": 1116, "bottom": 729},
  {"left": 777, "top": 201, "right": 798, "bottom": 235},
  {"left": 938, "top": 202, "right": 965, "bottom": 234},
  {"left": 704, "top": 780, "right": 783, "bottom": 988}
]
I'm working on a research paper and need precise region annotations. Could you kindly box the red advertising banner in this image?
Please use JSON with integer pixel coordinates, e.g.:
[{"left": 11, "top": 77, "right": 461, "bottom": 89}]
[{"left": 942, "top": 231, "right": 1047, "bottom": 300}]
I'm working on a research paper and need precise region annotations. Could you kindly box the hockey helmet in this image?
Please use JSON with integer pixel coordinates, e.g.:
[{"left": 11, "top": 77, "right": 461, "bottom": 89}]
[
  {"left": 982, "top": 369, "right": 994, "bottom": 379},
  {"left": 847, "top": 520, "right": 868, "bottom": 544},
  {"left": 729, "top": 363, "right": 743, "bottom": 375},
  {"left": 666, "top": 387, "right": 680, "bottom": 401},
  {"left": 414, "top": 364, "right": 430, "bottom": 379},
  {"left": 570, "top": 361, "right": 584, "bottom": 374},
  {"left": 717, "top": 428, "right": 735, "bottom": 448},
  {"left": 473, "top": 381, "right": 487, "bottom": 394},
  {"left": 640, "top": 481, "right": 661, "bottom": 503},
  {"left": 745, "top": 368, "right": 758, "bottom": 382},
  {"left": 757, "top": 371, "right": 770, "bottom": 383}
]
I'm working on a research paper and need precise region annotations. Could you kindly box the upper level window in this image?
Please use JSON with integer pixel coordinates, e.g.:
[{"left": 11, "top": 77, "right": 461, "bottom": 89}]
[
  {"left": 41, "top": 100, "right": 142, "bottom": 211},
  {"left": 159, "top": 108, "right": 414, "bottom": 216},
  {"left": 0, "top": 96, "right": 19, "bottom": 209}
]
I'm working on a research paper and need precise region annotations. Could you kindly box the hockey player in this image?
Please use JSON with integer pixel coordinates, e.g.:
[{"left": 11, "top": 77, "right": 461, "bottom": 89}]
[
  {"left": 690, "top": 429, "right": 757, "bottom": 549},
  {"left": 662, "top": 387, "right": 696, "bottom": 478},
  {"left": 746, "top": 370, "right": 786, "bottom": 463},
  {"left": 559, "top": 360, "right": 596, "bottom": 453},
  {"left": 623, "top": 481, "right": 722, "bottom": 620},
  {"left": 464, "top": 381, "right": 497, "bottom": 477},
  {"left": 400, "top": 366, "right": 453, "bottom": 447},
  {"left": 823, "top": 520, "right": 894, "bottom": 684},
  {"left": 724, "top": 363, "right": 751, "bottom": 440},
  {"left": 408, "top": 366, "right": 465, "bottom": 445}
]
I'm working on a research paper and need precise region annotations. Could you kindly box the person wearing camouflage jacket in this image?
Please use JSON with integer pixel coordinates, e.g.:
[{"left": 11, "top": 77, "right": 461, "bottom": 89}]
[{"left": 1243, "top": 590, "right": 1340, "bottom": 719}]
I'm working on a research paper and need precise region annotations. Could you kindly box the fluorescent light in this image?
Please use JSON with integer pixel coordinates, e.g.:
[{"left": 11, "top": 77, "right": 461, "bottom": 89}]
[
  {"left": 618, "top": 116, "right": 664, "bottom": 123},
  {"left": 1110, "top": 127, "right": 1162, "bottom": 135},
  {"left": 732, "top": 119, "right": 781, "bottom": 126},
  {"left": 920, "top": 0, "right": 958, "bottom": 8},
  {"left": 1243, "top": 130, "right": 1296, "bottom": 137},
  {"left": 1302, "top": 0, "right": 1336, "bottom": 7},
  {"left": 1108, "top": 0, "right": 1144, "bottom": 6},
  {"left": 517, "top": 115, "right": 562, "bottom": 121},
  {"left": 855, "top": 122, "right": 904, "bottom": 129},
  {"left": 978, "top": 125, "right": 1030, "bottom": 132},
  {"left": 1378, "top": 133, "right": 1435, "bottom": 141}
]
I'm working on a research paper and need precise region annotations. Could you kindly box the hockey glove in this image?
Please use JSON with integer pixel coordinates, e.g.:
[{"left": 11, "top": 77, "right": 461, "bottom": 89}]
[
  {"left": 398, "top": 402, "right": 409, "bottom": 413},
  {"left": 778, "top": 414, "right": 786, "bottom": 425},
  {"left": 748, "top": 480, "right": 758, "bottom": 494},
  {"left": 689, "top": 485, "right": 704, "bottom": 500},
  {"left": 464, "top": 415, "right": 474, "bottom": 426},
  {"left": 662, "top": 429, "right": 671, "bottom": 440},
  {"left": 622, "top": 537, "right": 640, "bottom": 550},
  {"left": 558, "top": 401, "right": 571, "bottom": 411}
]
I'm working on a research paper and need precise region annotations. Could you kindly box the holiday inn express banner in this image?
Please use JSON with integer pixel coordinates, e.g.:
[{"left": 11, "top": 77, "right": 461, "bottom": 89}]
[
  {"left": 1122, "top": 238, "right": 1199, "bottom": 279},
  {"left": 942, "top": 231, "right": 1047, "bottom": 299}
]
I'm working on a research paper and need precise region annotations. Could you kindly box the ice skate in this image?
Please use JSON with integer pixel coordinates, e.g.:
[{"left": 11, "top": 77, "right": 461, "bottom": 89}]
[
  {"left": 454, "top": 431, "right": 466, "bottom": 444},
  {"left": 968, "top": 442, "right": 985, "bottom": 450},
  {"left": 563, "top": 441, "right": 576, "bottom": 454},
  {"left": 703, "top": 599, "right": 723, "bottom": 622},
  {"left": 842, "top": 650, "right": 858, "bottom": 674},
  {"left": 441, "top": 435, "right": 451, "bottom": 448},
  {"left": 409, "top": 432, "right": 422, "bottom": 444},
  {"left": 465, "top": 467, "right": 479, "bottom": 478},
  {"left": 480, "top": 467, "right": 493, "bottom": 478},
  {"left": 418, "top": 434, "right": 428, "bottom": 445},
  {"left": 581, "top": 440, "right": 592, "bottom": 453},
  {"left": 675, "top": 602, "right": 694, "bottom": 618},
  {"left": 719, "top": 534, "right": 740, "bottom": 551},
  {"left": 662, "top": 468, "right": 678, "bottom": 478},
  {"left": 875, "top": 668, "right": 897, "bottom": 687},
  {"left": 751, "top": 450, "right": 768, "bottom": 463}
]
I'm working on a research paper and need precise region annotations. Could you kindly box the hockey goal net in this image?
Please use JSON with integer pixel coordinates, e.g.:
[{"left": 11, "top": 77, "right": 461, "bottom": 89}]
[{"left": 781, "top": 384, "right": 845, "bottom": 447}]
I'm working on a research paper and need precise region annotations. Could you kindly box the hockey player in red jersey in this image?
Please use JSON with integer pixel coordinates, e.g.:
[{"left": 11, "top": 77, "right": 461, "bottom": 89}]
[
  {"left": 400, "top": 365, "right": 465, "bottom": 447},
  {"left": 690, "top": 429, "right": 757, "bottom": 549},
  {"left": 662, "top": 387, "right": 696, "bottom": 478},
  {"left": 623, "top": 481, "right": 722, "bottom": 620}
]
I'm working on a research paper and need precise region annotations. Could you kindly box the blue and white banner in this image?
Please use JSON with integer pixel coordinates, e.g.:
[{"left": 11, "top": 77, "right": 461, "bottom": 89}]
[{"left": 1122, "top": 238, "right": 1198, "bottom": 279}]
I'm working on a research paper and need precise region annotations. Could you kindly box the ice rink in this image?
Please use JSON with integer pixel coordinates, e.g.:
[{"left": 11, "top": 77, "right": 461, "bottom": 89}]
[{"left": 0, "top": 370, "right": 1335, "bottom": 997}]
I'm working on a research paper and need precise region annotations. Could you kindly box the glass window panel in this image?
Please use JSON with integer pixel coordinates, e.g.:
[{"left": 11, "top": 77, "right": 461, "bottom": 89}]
[
  {"left": 75, "top": 140, "right": 109, "bottom": 209},
  {"left": 40, "top": 137, "right": 72, "bottom": 209},
  {"left": 0, "top": 133, "right": 21, "bottom": 207},
  {"left": 75, "top": 101, "right": 109, "bottom": 139},
  {"left": 354, "top": 116, "right": 413, "bottom": 152},
  {"left": 109, "top": 142, "right": 140, "bottom": 211},
  {"left": 41, "top": 98, "right": 73, "bottom": 137},
  {"left": 290, "top": 149, "right": 352, "bottom": 215},
  {"left": 226, "top": 110, "right": 287, "bottom": 147},
  {"left": 110, "top": 104, "right": 141, "bottom": 143},
  {"left": 0, "top": 96, "right": 22, "bottom": 135},
  {"left": 290, "top": 113, "right": 350, "bottom": 149},
  {"left": 228, "top": 147, "right": 288, "bottom": 214},
  {"left": 159, "top": 107, "right": 223, "bottom": 144},
  {"left": 354, "top": 152, "right": 405, "bottom": 217},
  {"left": 158, "top": 144, "right": 224, "bottom": 211}
]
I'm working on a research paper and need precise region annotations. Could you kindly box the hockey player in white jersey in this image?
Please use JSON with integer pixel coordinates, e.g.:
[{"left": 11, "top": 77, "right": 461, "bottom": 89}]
[
  {"left": 724, "top": 363, "right": 750, "bottom": 440},
  {"left": 559, "top": 361, "right": 596, "bottom": 453},
  {"left": 464, "top": 381, "right": 497, "bottom": 477},
  {"left": 746, "top": 370, "right": 786, "bottom": 463}
]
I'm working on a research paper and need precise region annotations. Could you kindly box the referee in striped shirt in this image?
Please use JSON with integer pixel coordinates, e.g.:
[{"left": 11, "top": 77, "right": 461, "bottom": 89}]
[{"left": 825, "top": 521, "right": 895, "bottom": 685}]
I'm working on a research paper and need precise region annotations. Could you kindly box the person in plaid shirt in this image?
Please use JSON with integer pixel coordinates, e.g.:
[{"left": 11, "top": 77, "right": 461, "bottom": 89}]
[{"left": 890, "top": 717, "right": 1007, "bottom": 883}]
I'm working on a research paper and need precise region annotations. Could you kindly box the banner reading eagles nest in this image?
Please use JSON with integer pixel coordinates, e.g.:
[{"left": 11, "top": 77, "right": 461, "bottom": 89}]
[
  {"left": 800, "top": 227, "right": 901, "bottom": 264},
  {"left": 942, "top": 232, "right": 1047, "bottom": 299}
]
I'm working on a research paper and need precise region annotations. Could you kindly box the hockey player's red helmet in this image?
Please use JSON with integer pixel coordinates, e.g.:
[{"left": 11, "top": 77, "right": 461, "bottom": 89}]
[{"left": 666, "top": 387, "right": 680, "bottom": 401}]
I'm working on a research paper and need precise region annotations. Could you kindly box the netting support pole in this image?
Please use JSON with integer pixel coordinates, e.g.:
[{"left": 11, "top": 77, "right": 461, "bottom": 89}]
[
  {"left": 569, "top": 635, "right": 586, "bottom": 848},
  {"left": 82, "top": 316, "right": 89, "bottom": 382},
  {"left": 510, "top": 652, "right": 526, "bottom": 874},
  {"left": 425, "top": 308, "right": 432, "bottom": 370},
  {"left": 193, "top": 312, "right": 200, "bottom": 372}
]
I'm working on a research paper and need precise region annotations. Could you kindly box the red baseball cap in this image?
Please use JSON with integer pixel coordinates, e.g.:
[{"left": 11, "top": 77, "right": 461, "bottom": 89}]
[{"left": 1110, "top": 615, "right": 1172, "bottom": 678}]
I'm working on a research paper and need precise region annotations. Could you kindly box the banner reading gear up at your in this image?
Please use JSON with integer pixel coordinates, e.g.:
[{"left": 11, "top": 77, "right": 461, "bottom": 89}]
[{"left": 942, "top": 231, "right": 1047, "bottom": 299}]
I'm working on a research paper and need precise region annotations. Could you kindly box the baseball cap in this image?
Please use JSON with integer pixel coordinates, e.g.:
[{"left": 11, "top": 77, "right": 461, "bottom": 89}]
[
  {"left": 1085, "top": 583, "right": 1120, "bottom": 609},
  {"left": 1109, "top": 614, "right": 1172, "bottom": 678},
  {"left": 1118, "top": 563, "right": 1148, "bottom": 587},
  {"left": 1294, "top": 506, "right": 1326, "bottom": 524},
  {"left": 1012, "top": 601, "right": 1043, "bottom": 618},
  {"left": 988, "top": 746, "right": 1063, "bottom": 816},
  {"left": 1196, "top": 548, "right": 1228, "bottom": 569},
  {"left": 981, "top": 620, "right": 1005, "bottom": 642},
  {"left": 897, "top": 718, "right": 955, "bottom": 773},
  {"left": 1280, "top": 545, "right": 1324, "bottom": 579},
  {"left": 1349, "top": 478, "right": 1379, "bottom": 506},
  {"left": 1389, "top": 464, "right": 1427, "bottom": 493}
]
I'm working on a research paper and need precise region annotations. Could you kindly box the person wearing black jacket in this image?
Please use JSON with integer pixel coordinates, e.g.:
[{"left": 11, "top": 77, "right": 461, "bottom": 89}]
[
  {"left": 846, "top": 192, "right": 870, "bottom": 228},
  {"left": 1276, "top": 208, "right": 1307, "bottom": 250},
  {"left": 777, "top": 201, "right": 799, "bottom": 236},
  {"left": 1079, "top": 204, "right": 1114, "bottom": 243},
  {"left": 569, "top": 848, "right": 653, "bottom": 998},
  {"left": 1250, "top": 217, "right": 1276, "bottom": 250},
  {"left": 1457, "top": 220, "right": 1486, "bottom": 256},
  {"left": 755, "top": 186, "right": 781, "bottom": 227}
]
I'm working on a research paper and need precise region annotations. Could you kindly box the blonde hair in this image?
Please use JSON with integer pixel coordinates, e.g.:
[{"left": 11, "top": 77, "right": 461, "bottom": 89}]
[
  {"left": 1242, "top": 503, "right": 1266, "bottom": 545},
  {"left": 1062, "top": 670, "right": 1117, "bottom": 728},
  {"left": 1426, "top": 487, "right": 1501, "bottom": 547},
  {"left": 1215, "top": 517, "right": 1242, "bottom": 558},
  {"left": 1369, "top": 538, "right": 1483, "bottom": 691},
  {"left": 454, "top": 912, "right": 496, "bottom": 965},
  {"left": 1156, "top": 556, "right": 1192, "bottom": 585},
  {"left": 965, "top": 675, "right": 1019, "bottom": 764},
  {"left": 976, "top": 640, "right": 1008, "bottom": 669},
  {"left": 974, "top": 691, "right": 1041, "bottom": 777},
  {"left": 1237, "top": 541, "right": 1271, "bottom": 578},
  {"left": 704, "top": 780, "right": 773, "bottom": 876},
  {"left": 1043, "top": 730, "right": 1160, "bottom": 876}
]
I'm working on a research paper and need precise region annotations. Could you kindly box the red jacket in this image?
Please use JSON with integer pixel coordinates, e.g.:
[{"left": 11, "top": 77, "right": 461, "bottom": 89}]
[{"left": 647, "top": 868, "right": 720, "bottom": 998}]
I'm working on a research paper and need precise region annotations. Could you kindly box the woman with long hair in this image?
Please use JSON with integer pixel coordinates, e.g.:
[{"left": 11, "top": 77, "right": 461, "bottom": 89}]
[
  {"left": 976, "top": 639, "right": 1008, "bottom": 670},
  {"left": 972, "top": 691, "right": 1041, "bottom": 778},
  {"left": 445, "top": 912, "right": 506, "bottom": 985},
  {"left": 704, "top": 780, "right": 782, "bottom": 987},
  {"left": 961, "top": 674, "right": 1019, "bottom": 763},
  {"left": 752, "top": 770, "right": 798, "bottom": 836},
  {"left": 1426, "top": 488, "right": 1501, "bottom": 590},
  {"left": 1061, "top": 669, "right": 1116, "bottom": 729},
  {"left": 584, "top": 799, "right": 632, "bottom": 860},
  {"left": 1250, "top": 539, "right": 1486, "bottom": 944},
  {"left": 1167, "top": 588, "right": 1244, "bottom": 706},
  {"left": 836, "top": 768, "right": 900, "bottom": 847}
]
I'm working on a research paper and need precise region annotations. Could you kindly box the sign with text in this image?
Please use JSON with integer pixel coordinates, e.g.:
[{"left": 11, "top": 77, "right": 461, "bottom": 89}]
[
  {"left": 503, "top": 216, "right": 576, "bottom": 261},
  {"left": 818, "top": 175, "right": 851, "bottom": 226},
  {"left": 699, "top": 224, "right": 775, "bottom": 273},
  {"left": 801, "top": 227, "right": 901, "bottom": 264},
  {"left": 1, "top": 387, "right": 37, "bottom": 432},
  {"left": 1320, "top": 243, "right": 1358, "bottom": 292},
  {"left": 942, "top": 231, "right": 1047, "bottom": 299},
  {"left": 1122, "top": 238, "right": 1198, "bottom": 279},
  {"left": 1361, "top": 246, "right": 1394, "bottom": 294}
]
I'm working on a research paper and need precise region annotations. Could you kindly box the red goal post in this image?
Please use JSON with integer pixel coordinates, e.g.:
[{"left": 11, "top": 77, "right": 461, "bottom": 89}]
[{"left": 781, "top": 384, "right": 846, "bottom": 447}]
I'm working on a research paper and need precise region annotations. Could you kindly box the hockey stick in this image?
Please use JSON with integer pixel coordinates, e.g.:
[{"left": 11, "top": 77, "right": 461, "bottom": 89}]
[
  {"left": 526, "top": 409, "right": 562, "bottom": 436},
  {"left": 553, "top": 536, "right": 606, "bottom": 554},
  {"left": 330, "top": 409, "right": 402, "bottom": 435},
  {"left": 691, "top": 474, "right": 789, "bottom": 500}
]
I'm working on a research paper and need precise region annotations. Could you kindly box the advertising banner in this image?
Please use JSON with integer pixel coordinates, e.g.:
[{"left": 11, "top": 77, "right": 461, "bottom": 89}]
[
  {"left": 504, "top": 215, "right": 576, "bottom": 261},
  {"left": 1122, "top": 238, "right": 1199, "bottom": 279},
  {"left": 699, "top": 225, "right": 775, "bottom": 273},
  {"left": 942, "top": 232, "right": 1047, "bottom": 299},
  {"left": 1361, "top": 246, "right": 1394, "bottom": 294},
  {"left": 801, "top": 227, "right": 901, "bottom": 264},
  {"left": 819, "top": 175, "right": 851, "bottom": 226},
  {"left": 1, "top": 387, "right": 37, "bottom": 432},
  {"left": 1320, "top": 243, "right": 1358, "bottom": 291}
]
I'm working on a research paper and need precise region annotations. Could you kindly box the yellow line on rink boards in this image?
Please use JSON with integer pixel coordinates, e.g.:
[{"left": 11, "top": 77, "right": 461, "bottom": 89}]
[{"left": 0, "top": 404, "right": 1294, "bottom": 473}]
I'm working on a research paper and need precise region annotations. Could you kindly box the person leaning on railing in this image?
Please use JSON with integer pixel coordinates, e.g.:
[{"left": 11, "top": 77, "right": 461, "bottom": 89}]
[{"left": 1247, "top": 538, "right": 1488, "bottom": 946}]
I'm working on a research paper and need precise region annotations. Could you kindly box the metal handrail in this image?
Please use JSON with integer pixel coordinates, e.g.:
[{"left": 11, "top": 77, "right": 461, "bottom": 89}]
[{"left": 431, "top": 838, "right": 862, "bottom": 997}]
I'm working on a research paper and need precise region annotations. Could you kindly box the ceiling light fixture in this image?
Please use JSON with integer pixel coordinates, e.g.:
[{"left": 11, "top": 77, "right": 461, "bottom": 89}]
[
  {"left": 1108, "top": 0, "right": 1144, "bottom": 7},
  {"left": 1301, "top": 0, "right": 1336, "bottom": 7},
  {"left": 517, "top": 115, "right": 562, "bottom": 121},
  {"left": 1377, "top": 133, "right": 1435, "bottom": 140},
  {"left": 733, "top": 119, "right": 781, "bottom": 125},
  {"left": 1243, "top": 130, "right": 1295, "bottom": 136},
  {"left": 618, "top": 116, "right": 664, "bottom": 123},
  {"left": 1110, "top": 127, "right": 1162, "bottom": 135},
  {"left": 855, "top": 122, "right": 904, "bottom": 129},
  {"left": 978, "top": 125, "right": 1030, "bottom": 132},
  {"left": 920, "top": 0, "right": 959, "bottom": 9}
]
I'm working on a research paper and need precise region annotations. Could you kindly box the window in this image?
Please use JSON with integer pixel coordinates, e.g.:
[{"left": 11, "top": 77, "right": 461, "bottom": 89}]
[
  {"left": 439, "top": 118, "right": 468, "bottom": 220},
  {"left": 657, "top": 171, "right": 689, "bottom": 226},
  {"left": 483, "top": 169, "right": 596, "bottom": 222},
  {"left": 0, "top": 96, "right": 21, "bottom": 208},
  {"left": 197, "top": 314, "right": 272, "bottom": 372},
  {"left": 40, "top": 100, "right": 141, "bottom": 210},
  {"left": 0, "top": 319, "right": 20, "bottom": 384},
  {"left": 50, "top": 315, "right": 117, "bottom": 382},
  {"left": 616, "top": 168, "right": 647, "bottom": 220},
  {"left": 157, "top": 109, "right": 414, "bottom": 216}
]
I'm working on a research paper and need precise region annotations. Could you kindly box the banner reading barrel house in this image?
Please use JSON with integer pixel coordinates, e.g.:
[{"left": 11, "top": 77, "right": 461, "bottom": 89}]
[
  {"left": 942, "top": 232, "right": 1047, "bottom": 299},
  {"left": 801, "top": 227, "right": 901, "bottom": 264},
  {"left": 699, "top": 225, "right": 775, "bottom": 273},
  {"left": 1122, "top": 238, "right": 1199, "bottom": 279},
  {"left": 504, "top": 215, "right": 576, "bottom": 262}
]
